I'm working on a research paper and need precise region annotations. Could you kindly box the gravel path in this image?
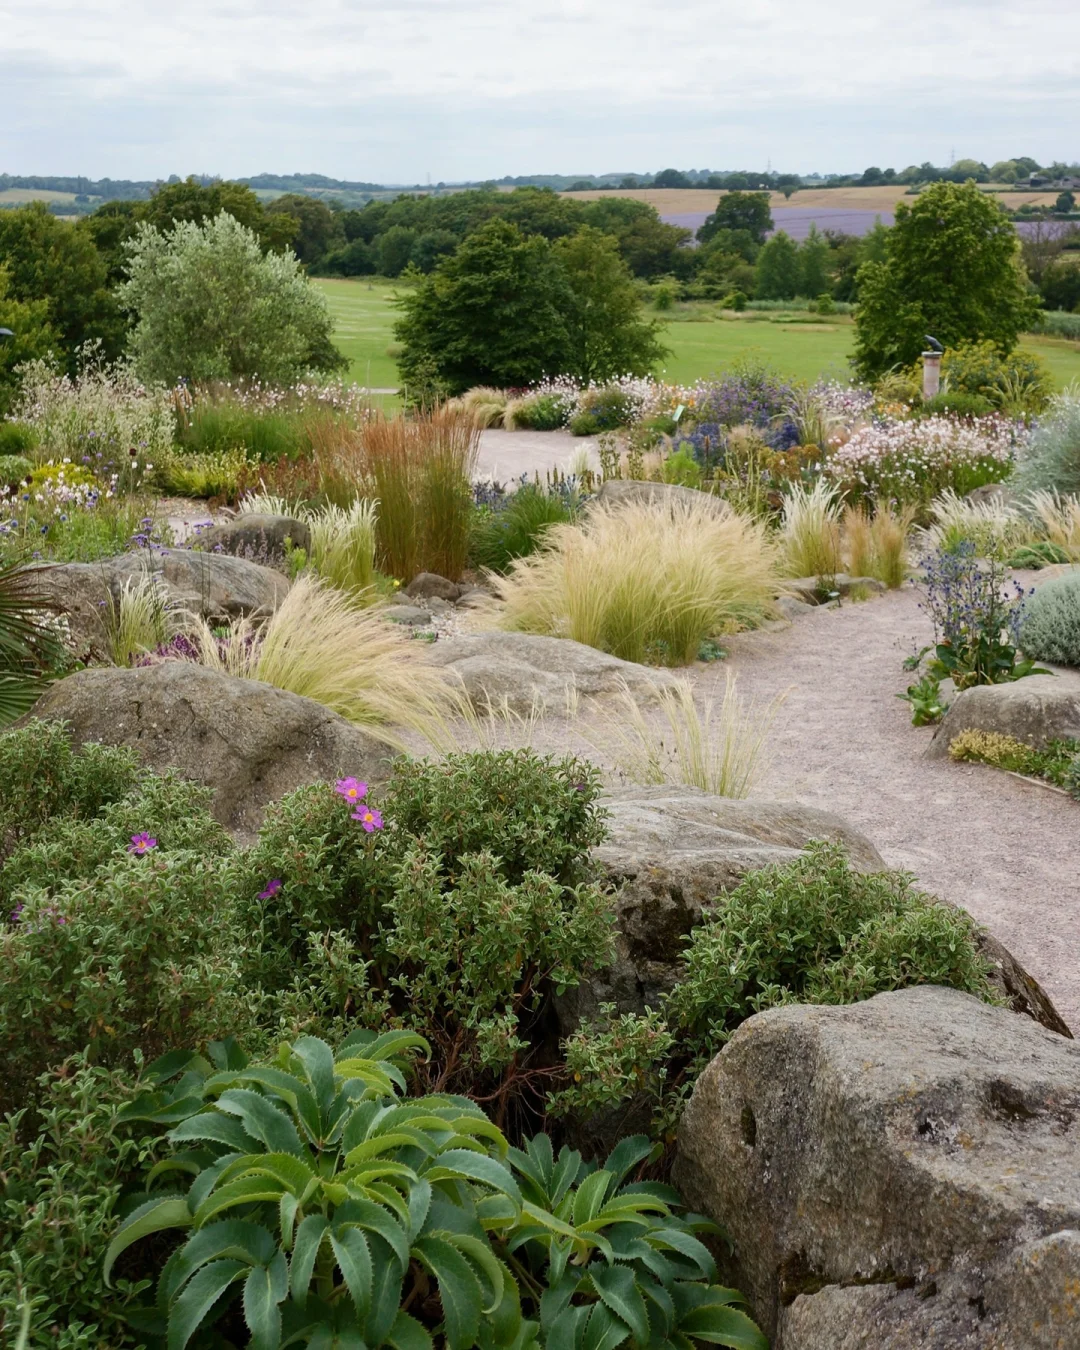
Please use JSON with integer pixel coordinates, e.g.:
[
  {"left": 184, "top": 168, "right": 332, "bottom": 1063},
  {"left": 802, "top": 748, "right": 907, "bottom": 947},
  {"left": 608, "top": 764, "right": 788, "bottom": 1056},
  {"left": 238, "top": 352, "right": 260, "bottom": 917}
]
[{"left": 708, "top": 586, "right": 1080, "bottom": 1032}]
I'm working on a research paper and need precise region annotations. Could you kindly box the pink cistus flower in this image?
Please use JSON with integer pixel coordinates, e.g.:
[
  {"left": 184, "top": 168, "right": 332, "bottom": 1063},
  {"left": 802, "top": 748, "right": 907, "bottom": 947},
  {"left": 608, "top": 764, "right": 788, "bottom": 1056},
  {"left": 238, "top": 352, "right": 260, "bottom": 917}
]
[
  {"left": 128, "top": 833, "right": 157, "bottom": 855},
  {"left": 352, "top": 805, "right": 383, "bottom": 833},
  {"left": 335, "top": 777, "right": 367, "bottom": 804},
  {"left": 258, "top": 879, "right": 283, "bottom": 899}
]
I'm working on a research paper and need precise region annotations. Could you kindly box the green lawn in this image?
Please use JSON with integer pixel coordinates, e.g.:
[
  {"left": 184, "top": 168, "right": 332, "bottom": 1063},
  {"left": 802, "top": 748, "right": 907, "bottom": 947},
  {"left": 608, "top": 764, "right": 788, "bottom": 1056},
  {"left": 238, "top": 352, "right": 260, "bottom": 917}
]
[{"left": 316, "top": 277, "right": 1080, "bottom": 392}]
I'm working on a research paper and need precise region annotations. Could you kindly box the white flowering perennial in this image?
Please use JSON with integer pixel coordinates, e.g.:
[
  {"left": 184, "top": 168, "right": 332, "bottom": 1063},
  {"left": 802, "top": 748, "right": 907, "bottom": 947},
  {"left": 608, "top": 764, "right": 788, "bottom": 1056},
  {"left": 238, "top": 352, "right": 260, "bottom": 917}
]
[{"left": 827, "top": 415, "right": 1024, "bottom": 499}]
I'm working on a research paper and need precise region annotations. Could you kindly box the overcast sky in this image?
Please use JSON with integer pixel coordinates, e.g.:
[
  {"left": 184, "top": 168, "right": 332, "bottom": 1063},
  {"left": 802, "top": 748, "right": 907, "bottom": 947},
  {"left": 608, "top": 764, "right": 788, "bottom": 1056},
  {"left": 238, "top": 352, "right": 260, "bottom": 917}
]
[{"left": 2, "top": 0, "right": 1078, "bottom": 182}]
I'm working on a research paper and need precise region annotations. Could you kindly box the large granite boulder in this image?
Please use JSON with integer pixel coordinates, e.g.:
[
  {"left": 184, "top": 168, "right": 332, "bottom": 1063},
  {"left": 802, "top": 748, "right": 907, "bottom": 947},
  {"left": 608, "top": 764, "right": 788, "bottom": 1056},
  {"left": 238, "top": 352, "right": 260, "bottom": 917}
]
[
  {"left": 191, "top": 513, "right": 310, "bottom": 562},
  {"left": 25, "top": 663, "right": 392, "bottom": 838},
  {"left": 675, "top": 987, "right": 1080, "bottom": 1348},
  {"left": 926, "top": 671, "right": 1080, "bottom": 759},
  {"left": 593, "top": 479, "right": 729, "bottom": 517},
  {"left": 425, "top": 631, "right": 679, "bottom": 713},
  {"left": 33, "top": 550, "right": 289, "bottom": 659},
  {"left": 564, "top": 786, "right": 1066, "bottom": 1037}
]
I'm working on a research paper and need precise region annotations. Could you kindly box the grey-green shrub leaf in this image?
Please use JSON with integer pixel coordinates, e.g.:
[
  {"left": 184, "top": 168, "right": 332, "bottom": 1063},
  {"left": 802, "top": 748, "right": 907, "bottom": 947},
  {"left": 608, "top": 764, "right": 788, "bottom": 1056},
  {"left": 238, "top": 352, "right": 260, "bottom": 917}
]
[{"left": 330, "top": 1226, "right": 373, "bottom": 1320}]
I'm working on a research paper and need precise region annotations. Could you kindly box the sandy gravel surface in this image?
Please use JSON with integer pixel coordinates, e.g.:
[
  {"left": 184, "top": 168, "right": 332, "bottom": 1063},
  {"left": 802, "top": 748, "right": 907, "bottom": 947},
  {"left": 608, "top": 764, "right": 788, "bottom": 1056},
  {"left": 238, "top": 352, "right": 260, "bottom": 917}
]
[
  {"left": 477, "top": 429, "right": 599, "bottom": 484},
  {"left": 709, "top": 587, "right": 1080, "bottom": 1031}
]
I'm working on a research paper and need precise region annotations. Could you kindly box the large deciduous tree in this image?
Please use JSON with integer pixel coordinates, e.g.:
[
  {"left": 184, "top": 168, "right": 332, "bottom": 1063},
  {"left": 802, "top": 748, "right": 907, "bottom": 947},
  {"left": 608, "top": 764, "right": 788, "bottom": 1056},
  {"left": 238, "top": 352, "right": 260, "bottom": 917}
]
[
  {"left": 119, "top": 212, "right": 345, "bottom": 386},
  {"left": 0, "top": 266, "right": 59, "bottom": 414},
  {"left": 853, "top": 180, "right": 1039, "bottom": 378},
  {"left": 0, "top": 203, "right": 123, "bottom": 368},
  {"left": 697, "top": 191, "right": 774, "bottom": 247},
  {"left": 394, "top": 219, "right": 575, "bottom": 394},
  {"left": 553, "top": 227, "right": 667, "bottom": 383}
]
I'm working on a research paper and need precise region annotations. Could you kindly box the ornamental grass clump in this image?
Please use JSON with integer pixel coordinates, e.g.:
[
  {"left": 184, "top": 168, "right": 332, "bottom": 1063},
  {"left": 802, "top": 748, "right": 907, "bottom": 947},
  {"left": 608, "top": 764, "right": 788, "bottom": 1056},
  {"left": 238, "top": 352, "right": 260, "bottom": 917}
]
[
  {"left": 780, "top": 478, "right": 844, "bottom": 579},
  {"left": 1016, "top": 385, "right": 1080, "bottom": 495},
  {"left": 362, "top": 407, "right": 479, "bottom": 581},
  {"left": 191, "top": 575, "right": 459, "bottom": 738},
  {"left": 591, "top": 674, "right": 784, "bottom": 799},
  {"left": 492, "top": 497, "right": 780, "bottom": 666},
  {"left": 921, "top": 488, "right": 1036, "bottom": 560}
]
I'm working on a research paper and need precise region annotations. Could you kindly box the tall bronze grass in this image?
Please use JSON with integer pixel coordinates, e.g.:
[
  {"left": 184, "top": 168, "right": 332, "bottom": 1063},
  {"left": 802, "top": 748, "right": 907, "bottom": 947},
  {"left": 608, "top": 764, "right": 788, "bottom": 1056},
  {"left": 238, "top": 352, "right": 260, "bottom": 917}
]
[{"left": 362, "top": 407, "right": 480, "bottom": 582}]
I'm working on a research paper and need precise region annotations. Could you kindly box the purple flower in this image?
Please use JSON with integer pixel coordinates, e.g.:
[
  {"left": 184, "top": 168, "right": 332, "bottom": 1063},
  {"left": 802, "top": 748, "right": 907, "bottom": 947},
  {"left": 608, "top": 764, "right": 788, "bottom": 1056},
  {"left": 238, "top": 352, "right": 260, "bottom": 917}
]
[
  {"left": 258, "top": 879, "right": 283, "bottom": 899},
  {"left": 128, "top": 833, "right": 157, "bottom": 855},
  {"left": 335, "top": 777, "right": 367, "bottom": 804},
  {"left": 352, "top": 805, "right": 383, "bottom": 832}
]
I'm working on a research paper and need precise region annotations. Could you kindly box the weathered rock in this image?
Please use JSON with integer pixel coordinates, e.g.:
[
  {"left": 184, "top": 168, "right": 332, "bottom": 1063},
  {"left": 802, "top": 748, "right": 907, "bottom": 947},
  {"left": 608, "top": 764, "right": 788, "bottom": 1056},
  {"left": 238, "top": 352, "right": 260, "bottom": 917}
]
[
  {"left": 781, "top": 1230, "right": 1080, "bottom": 1347},
  {"left": 405, "top": 572, "right": 462, "bottom": 601},
  {"left": 560, "top": 787, "right": 885, "bottom": 1031},
  {"left": 32, "top": 550, "right": 289, "bottom": 659},
  {"left": 25, "top": 663, "right": 392, "bottom": 839},
  {"left": 109, "top": 549, "right": 289, "bottom": 622},
  {"left": 593, "top": 478, "right": 729, "bottom": 517},
  {"left": 425, "top": 631, "right": 679, "bottom": 713},
  {"left": 381, "top": 604, "right": 432, "bottom": 626},
  {"left": 565, "top": 786, "right": 1067, "bottom": 1040},
  {"left": 926, "top": 672, "right": 1080, "bottom": 759},
  {"left": 28, "top": 562, "right": 113, "bottom": 658},
  {"left": 965, "top": 481, "right": 1019, "bottom": 509},
  {"left": 785, "top": 574, "right": 888, "bottom": 605},
  {"left": 776, "top": 595, "right": 816, "bottom": 621},
  {"left": 191, "top": 513, "right": 310, "bottom": 562},
  {"left": 675, "top": 987, "right": 1080, "bottom": 1346}
]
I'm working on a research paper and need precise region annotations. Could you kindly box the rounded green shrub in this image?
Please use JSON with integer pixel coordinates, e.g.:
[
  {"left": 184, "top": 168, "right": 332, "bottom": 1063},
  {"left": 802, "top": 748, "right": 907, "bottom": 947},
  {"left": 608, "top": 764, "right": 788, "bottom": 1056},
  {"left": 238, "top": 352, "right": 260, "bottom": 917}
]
[
  {"left": 0, "top": 453, "right": 33, "bottom": 486},
  {"left": 1020, "top": 571, "right": 1080, "bottom": 667},
  {"left": 0, "top": 421, "right": 39, "bottom": 458}
]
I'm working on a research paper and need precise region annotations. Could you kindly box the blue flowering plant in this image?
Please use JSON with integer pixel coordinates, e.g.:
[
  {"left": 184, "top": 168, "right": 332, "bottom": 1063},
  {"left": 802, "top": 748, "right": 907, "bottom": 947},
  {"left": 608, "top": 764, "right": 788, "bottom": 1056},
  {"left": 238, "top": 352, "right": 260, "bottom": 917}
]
[{"left": 901, "top": 545, "right": 1048, "bottom": 720}]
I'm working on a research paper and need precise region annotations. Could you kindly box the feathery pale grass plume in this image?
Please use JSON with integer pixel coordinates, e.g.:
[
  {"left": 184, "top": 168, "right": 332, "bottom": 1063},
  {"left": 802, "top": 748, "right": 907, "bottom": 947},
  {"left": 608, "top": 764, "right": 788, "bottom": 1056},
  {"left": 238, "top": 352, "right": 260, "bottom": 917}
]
[
  {"left": 491, "top": 496, "right": 780, "bottom": 667},
  {"left": 590, "top": 674, "right": 786, "bottom": 798},
  {"left": 921, "top": 488, "right": 1035, "bottom": 560},
  {"left": 193, "top": 576, "right": 461, "bottom": 742},
  {"left": 1026, "top": 490, "right": 1080, "bottom": 560},
  {"left": 105, "top": 574, "right": 180, "bottom": 666},
  {"left": 780, "top": 478, "right": 844, "bottom": 578}
]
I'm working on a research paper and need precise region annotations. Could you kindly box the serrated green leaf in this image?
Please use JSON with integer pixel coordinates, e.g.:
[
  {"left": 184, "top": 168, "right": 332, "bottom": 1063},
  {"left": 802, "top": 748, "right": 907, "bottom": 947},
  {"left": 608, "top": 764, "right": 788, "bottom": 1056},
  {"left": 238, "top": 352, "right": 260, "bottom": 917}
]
[
  {"left": 414, "top": 1234, "right": 483, "bottom": 1350},
  {"left": 330, "top": 1227, "right": 373, "bottom": 1320},
  {"left": 572, "top": 1172, "right": 612, "bottom": 1227},
  {"left": 602, "top": 1137, "right": 655, "bottom": 1192},
  {"left": 291, "top": 1036, "right": 337, "bottom": 1113},
  {"left": 243, "top": 1257, "right": 286, "bottom": 1350},
  {"left": 215, "top": 1089, "right": 306, "bottom": 1157},
  {"left": 167, "top": 1259, "right": 247, "bottom": 1350},
  {"left": 362, "top": 1234, "right": 405, "bottom": 1346},
  {"left": 104, "top": 1196, "right": 192, "bottom": 1285},
  {"left": 647, "top": 1229, "right": 717, "bottom": 1280},
  {"left": 193, "top": 1175, "right": 287, "bottom": 1226},
  {"left": 166, "top": 1221, "right": 275, "bottom": 1298},
  {"left": 386, "top": 1309, "right": 434, "bottom": 1350},
  {"left": 335, "top": 1197, "right": 410, "bottom": 1270},
  {"left": 289, "top": 1214, "right": 329, "bottom": 1307},
  {"left": 546, "top": 1304, "right": 590, "bottom": 1350},
  {"left": 676, "top": 1304, "right": 767, "bottom": 1350},
  {"left": 442, "top": 1233, "right": 504, "bottom": 1313},
  {"left": 590, "top": 1264, "right": 649, "bottom": 1346},
  {"left": 582, "top": 1301, "right": 631, "bottom": 1350},
  {"left": 424, "top": 1150, "right": 521, "bottom": 1206},
  {"left": 169, "top": 1112, "right": 254, "bottom": 1152}
]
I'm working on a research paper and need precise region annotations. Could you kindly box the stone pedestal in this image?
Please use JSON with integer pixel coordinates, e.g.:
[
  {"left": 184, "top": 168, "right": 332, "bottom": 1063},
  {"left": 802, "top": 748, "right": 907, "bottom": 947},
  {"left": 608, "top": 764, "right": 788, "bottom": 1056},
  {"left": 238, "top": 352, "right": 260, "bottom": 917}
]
[{"left": 922, "top": 351, "right": 941, "bottom": 399}]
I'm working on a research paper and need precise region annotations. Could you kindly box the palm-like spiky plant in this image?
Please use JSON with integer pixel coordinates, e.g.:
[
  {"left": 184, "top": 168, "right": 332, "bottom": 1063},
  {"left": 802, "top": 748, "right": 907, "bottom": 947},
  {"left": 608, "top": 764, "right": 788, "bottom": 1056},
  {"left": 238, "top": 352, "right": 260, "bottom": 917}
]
[{"left": 0, "top": 556, "right": 64, "bottom": 724}]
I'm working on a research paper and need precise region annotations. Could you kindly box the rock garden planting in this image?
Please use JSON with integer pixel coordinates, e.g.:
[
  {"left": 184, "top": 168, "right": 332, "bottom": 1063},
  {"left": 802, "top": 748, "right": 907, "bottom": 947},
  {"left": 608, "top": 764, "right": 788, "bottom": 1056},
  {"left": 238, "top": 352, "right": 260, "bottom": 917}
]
[{"left": 2, "top": 349, "right": 1080, "bottom": 1349}]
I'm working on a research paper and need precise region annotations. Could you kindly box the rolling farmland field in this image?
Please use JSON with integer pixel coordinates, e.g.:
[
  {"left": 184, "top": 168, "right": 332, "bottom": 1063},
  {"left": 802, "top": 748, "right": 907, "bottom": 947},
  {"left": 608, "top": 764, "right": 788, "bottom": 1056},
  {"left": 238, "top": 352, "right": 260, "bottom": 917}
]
[{"left": 315, "top": 277, "right": 1080, "bottom": 391}]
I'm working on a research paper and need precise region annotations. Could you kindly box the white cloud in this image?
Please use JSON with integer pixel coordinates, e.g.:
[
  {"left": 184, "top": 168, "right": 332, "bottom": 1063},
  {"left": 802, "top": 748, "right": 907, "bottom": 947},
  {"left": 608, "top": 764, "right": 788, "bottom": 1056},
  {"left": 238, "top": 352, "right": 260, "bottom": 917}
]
[{"left": 1, "top": 0, "right": 1077, "bottom": 179}]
